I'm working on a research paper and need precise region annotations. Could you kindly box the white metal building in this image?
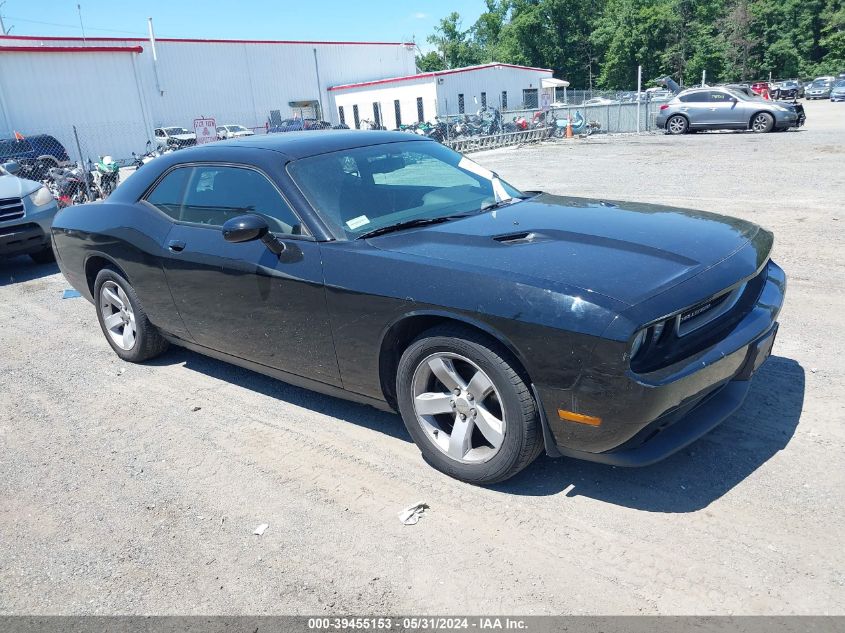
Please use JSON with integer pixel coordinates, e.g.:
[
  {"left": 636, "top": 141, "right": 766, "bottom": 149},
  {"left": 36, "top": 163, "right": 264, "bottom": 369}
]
[
  {"left": 328, "top": 63, "right": 556, "bottom": 130},
  {"left": 0, "top": 34, "right": 417, "bottom": 158}
]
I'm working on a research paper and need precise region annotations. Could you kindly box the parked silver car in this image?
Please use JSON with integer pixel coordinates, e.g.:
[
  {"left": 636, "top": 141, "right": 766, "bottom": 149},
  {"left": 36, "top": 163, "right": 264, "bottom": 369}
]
[
  {"left": 829, "top": 80, "right": 845, "bottom": 102},
  {"left": 655, "top": 87, "right": 801, "bottom": 134},
  {"left": 805, "top": 80, "right": 833, "bottom": 99}
]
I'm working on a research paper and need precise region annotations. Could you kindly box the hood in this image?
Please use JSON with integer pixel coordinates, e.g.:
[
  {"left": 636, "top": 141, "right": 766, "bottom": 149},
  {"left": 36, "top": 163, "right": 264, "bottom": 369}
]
[
  {"left": 368, "top": 194, "right": 763, "bottom": 306},
  {"left": 171, "top": 133, "right": 195, "bottom": 140},
  {"left": 0, "top": 173, "right": 41, "bottom": 198}
]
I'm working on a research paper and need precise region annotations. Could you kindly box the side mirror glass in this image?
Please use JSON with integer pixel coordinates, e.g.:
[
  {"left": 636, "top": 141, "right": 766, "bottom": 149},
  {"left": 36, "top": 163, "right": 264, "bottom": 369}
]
[
  {"left": 2, "top": 161, "right": 21, "bottom": 175},
  {"left": 222, "top": 214, "right": 269, "bottom": 243}
]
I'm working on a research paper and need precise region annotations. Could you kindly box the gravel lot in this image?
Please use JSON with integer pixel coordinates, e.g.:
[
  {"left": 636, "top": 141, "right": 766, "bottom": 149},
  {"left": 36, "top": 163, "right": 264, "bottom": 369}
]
[{"left": 1, "top": 100, "right": 843, "bottom": 615}]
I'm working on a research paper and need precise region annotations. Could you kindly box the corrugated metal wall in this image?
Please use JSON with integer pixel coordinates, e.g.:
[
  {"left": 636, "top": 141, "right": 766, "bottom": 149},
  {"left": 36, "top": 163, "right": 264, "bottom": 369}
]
[{"left": 0, "top": 37, "right": 417, "bottom": 159}]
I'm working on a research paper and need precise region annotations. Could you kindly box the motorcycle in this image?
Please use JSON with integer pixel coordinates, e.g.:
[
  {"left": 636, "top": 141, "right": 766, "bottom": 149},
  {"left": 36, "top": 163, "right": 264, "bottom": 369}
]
[
  {"left": 131, "top": 141, "right": 163, "bottom": 170},
  {"left": 45, "top": 165, "right": 94, "bottom": 208},
  {"left": 91, "top": 155, "right": 119, "bottom": 198}
]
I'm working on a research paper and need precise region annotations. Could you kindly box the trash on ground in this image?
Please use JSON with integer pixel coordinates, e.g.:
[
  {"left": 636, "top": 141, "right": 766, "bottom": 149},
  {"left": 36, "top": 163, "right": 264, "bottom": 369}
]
[
  {"left": 191, "top": 405, "right": 202, "bottom": 412},
  {"left": 62, "top": 289, "right": 81, "bottom": 299},
  {"left": 398, "top": 501, "right": 429, "bottom": 525},
  {"left": 253, "top": 523, "right": 269, "bottom": 536}
]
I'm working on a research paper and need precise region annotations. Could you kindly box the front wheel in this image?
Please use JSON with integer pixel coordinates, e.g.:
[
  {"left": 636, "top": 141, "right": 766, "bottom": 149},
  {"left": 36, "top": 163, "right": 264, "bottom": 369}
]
[
  {"left": 751, "top": 112, "right": 774, "bottom": 133},
  {"left": 94, "top": 268, "right": 169, "bottom": 362},
  {"left": 396, "top": 326, "right": 543, "bottom": 484},
  {"left": 666, "top": 115, "right": 688, "bottom": 135}
]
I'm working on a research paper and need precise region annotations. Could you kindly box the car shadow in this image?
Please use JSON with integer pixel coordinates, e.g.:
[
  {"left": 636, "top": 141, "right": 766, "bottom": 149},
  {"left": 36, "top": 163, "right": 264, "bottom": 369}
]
[
  {"left": 492, "top": 355, "right": 804, "bottom": 512},
  {"left": 148, "top": 346, "right": 412, "bottom": 443},
  {"left": 151, "top": 347, "right": 803, "bottom": 513},
  {"left": 0, "top": 255, "right": 59, "bottom": 286}
]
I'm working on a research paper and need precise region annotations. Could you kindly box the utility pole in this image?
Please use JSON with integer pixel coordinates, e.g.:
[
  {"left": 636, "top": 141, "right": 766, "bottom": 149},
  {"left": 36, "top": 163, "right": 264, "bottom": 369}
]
[{"left": 77, "top": 4, "right": 86, "bottom": 41}]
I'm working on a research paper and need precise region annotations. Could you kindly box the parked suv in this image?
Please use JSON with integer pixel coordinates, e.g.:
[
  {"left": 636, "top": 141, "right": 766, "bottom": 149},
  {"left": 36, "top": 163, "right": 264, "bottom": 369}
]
[
  {"left": 154, "top": 127, "right": 196, "bottom": 149},
  {"left": 0, "top": 134, "right": 71, "bottom": 180},
  {"left": 0, "top": 161, "right": 59, "bottom": 264},
  {"left": 656, "top": 87, "right": 803, "bottom": 134}
]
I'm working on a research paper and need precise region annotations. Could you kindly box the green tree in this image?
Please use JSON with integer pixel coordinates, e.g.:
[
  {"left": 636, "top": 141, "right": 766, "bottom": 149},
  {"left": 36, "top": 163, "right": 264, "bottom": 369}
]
[{"left": 426, "top": 12, "right": 484, "bottom": 69}]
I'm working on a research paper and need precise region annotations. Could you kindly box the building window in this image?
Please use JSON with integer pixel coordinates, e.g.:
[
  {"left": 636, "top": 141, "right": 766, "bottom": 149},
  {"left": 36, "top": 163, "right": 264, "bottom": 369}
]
[
  {"left": 353, "top": 104, "right": 360, "bottom": 129},
  {"left": 501, "top": 91, "right": 508, "bottom": 109},
  {"left": 523, "top": 88, "right": 539, "bottom": 109},
  {"left": 481, "top": 92, "right": 487, "bottom": 109},
  {"left": 338, "top": 106, "right": 346, "bottom": 126},
  {"left": 373, "top": 102, "right": 382, "bottom": 128},
  {"left": 394, "top": 100, "right": 401, "bottom": 127},
  {"left": 417, "top": 97, "right": 424, "bottom": 123},
  {"left": 458, "top": 93, "right": 465, "bottom": 114}
]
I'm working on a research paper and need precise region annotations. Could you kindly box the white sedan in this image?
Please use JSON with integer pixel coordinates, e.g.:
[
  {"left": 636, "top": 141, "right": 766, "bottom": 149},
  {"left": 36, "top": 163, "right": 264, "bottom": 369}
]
[{"left": 216, "top": 125, "right": 254, "bottom": 140}]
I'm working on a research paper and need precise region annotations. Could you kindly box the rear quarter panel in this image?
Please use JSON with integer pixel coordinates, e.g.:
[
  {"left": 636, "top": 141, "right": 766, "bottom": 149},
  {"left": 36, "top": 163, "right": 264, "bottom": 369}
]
[{"left": 52, "top": 200, "right": 190, "bottom": 339}]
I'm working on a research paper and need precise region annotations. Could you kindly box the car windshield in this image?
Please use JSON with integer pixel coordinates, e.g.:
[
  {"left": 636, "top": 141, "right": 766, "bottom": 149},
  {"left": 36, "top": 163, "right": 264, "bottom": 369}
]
[
  {"left": 835, "top": 80, "right": 845, "bottom": 88},
  {"left": 164, "top": 127, "right": 190, "bottom": 135},
  {"left": 232, "top": 125, "right": 248, "bottom": 132},
  {"left": 288, "top": 140, "right": 524, "bottom": 240},
  {"left": 810, "top": 81, "right": 830, "bottom": 88}
]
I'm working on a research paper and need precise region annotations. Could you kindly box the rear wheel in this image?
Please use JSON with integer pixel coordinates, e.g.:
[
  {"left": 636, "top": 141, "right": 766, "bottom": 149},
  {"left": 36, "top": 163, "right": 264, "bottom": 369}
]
[
  {"left": 396, "top": 326, "right": 543, "bottom": 484},
  {"left": 94, "top": 268, "right": 168, "bottom": 363},
  {"left": 751, "top": 112, "right": 775, "bottom": 133},
  {"left": 666, "top": 115, "right": 688, "bottom": 135}
]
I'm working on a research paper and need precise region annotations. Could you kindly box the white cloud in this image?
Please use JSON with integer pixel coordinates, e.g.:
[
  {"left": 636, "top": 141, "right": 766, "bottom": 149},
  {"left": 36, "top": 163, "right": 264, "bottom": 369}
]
[{"left": 411, "top": 12, "right": 428, "bottom": 19}]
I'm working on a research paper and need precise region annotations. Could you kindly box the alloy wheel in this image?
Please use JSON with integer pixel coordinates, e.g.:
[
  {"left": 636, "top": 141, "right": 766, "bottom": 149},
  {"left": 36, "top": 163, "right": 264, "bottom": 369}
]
[
  {"left": 752, "top": 114, "right": 770, "bottom": 132},
  {"left": 668, "top": 116, "right": 686, "bottom": 134},
  {"left": 100, "top": 280, "right": 137, "bottom": 350},
  {"left": 411, "top": 352, "right": 506, "bottom": 464}
]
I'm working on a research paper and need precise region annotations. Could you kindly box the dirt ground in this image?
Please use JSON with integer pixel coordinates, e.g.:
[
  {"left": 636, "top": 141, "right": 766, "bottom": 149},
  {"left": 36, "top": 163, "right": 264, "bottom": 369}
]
[{"left": 1, "top": 100, "right": 843, "bottom": 615}]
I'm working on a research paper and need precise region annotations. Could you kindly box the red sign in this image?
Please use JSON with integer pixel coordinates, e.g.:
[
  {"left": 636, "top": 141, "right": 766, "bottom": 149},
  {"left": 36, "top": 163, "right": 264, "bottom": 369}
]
[{"left": 193, "top": 117, "right": 216, "bottom": 145}]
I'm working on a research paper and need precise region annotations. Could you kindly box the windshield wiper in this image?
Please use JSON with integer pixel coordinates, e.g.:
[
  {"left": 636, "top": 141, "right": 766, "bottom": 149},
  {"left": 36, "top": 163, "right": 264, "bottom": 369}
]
[
  {"left": 357, "top": 214, "right": 469, "bottom": 239},
  {"left": 480, "top": 196, "right": 528, "bottom": 213}
]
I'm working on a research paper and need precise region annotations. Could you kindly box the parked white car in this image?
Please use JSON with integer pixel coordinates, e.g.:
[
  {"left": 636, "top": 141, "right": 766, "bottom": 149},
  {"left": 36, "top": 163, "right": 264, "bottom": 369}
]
[
  {"left": 217, "top": 124, "right": 254, "bottom": 140},
  {"left": 154, "top": 127, "right": 196, "bottom": 149}
]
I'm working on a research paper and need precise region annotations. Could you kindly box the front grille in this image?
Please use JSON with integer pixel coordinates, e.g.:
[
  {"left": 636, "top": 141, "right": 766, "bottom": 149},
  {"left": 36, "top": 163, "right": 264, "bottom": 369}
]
[{"left": 0, "top": 197, "right": 25, "bottom": 222}]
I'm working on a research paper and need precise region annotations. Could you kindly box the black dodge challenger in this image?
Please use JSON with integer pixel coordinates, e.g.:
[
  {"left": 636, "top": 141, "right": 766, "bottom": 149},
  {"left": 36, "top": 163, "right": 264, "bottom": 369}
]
[{"left": 51, "top": 131, "right": 785, "bottom": 484}]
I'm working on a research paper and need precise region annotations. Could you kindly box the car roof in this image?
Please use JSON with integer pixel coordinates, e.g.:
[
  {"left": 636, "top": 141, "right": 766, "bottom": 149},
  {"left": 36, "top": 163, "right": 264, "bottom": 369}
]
[{"left": 208, "top": 129, "right": 430, "bottom": 160}]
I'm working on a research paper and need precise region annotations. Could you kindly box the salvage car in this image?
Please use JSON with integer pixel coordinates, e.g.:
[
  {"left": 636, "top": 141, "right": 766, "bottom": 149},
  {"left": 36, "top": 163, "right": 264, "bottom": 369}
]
[
  {"left": 657, "top": 87, "right": 803, "bottom": 133},
  {"left": 829, "top": 80, "right": 845, "bottom": 102},
  {"left": 805, "top": 80, "right": 833, "bottom": 99},
  {"left": 51, "top": 131, "right": 786, "bottom": 484},
  {"left": 0, "top": 160, "right": 59, "bottom": 263},
  {"left": 154, "top": 126, "right": 196, "bottom": 149}
]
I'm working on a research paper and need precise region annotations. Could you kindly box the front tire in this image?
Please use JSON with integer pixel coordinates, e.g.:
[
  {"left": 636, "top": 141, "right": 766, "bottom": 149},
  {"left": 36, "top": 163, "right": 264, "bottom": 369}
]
[
  {"left": 751, "top": 112, "right": 775, "bottom": 133},
  {"left": 94, "top": 268, "right": 168, "bottom": 362},
  {"left": 666, "top": 115, "right": 688, "bottom": 135},
  {"left": 396, "top": 326, "right": 543, "bottom": 485}
]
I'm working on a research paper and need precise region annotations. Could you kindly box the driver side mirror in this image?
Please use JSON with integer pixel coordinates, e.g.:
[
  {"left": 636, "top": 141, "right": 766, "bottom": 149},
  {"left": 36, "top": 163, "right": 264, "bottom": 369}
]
[
  {"left": 2, "top": 161, "right": 21, "bottom": 175},
  {"left": 222, "top": 214, "right": 286, "bottom": 256}
]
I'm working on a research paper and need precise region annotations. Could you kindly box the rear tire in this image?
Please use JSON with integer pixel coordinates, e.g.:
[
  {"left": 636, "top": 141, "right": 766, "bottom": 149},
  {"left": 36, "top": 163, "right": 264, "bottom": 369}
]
[
  {"left": 396, "top": 325, "right": 543, "bottom": 485},
  {"left": 94, "top": 268, "right": 169, "bottom": 363},
  {"left": 666, "top": 115, "right": 688, "bottom": 135}
]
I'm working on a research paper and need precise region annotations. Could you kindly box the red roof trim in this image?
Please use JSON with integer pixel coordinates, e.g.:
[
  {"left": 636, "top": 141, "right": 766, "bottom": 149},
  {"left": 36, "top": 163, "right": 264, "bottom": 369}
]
[
  {"left": 0, "top": 34, "right": 412, "bottom": 46},
  {"left": 0, "top": 45, "right": 143, "bottom": 54},
  {"left": 329, "top": 63, "right": 553, "bottom": 92}
]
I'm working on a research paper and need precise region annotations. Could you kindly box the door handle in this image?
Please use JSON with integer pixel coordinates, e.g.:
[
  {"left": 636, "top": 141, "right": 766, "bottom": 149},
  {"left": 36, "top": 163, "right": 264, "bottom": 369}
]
[{"left": 167, "top": 239, "right": 186, "bottom": 252}]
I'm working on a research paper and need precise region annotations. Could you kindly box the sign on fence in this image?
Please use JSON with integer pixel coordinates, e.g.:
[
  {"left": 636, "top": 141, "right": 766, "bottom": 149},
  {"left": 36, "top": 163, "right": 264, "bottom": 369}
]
[{"left": 193, "top": 117, "right": 217, "bottom": 145}]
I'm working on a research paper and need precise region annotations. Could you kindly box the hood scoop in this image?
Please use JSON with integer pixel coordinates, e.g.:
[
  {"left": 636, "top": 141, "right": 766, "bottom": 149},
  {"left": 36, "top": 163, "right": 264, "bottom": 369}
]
[{"left": 494, "top": 231, "right": 547, "bottom": 245}]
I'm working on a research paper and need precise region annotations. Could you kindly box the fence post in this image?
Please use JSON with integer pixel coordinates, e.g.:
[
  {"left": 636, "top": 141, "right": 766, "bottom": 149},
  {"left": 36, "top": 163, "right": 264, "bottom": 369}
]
[{"left": 72, "top": 125, "right": 93, "bottom": 201}]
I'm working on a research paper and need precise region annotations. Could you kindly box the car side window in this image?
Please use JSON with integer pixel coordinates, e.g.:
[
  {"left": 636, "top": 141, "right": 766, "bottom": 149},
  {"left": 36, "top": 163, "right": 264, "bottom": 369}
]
[
  {"left": 180, "top": 166, "right": 303, "bottom": 234},
  {"left": 145, "top": 167, "right": 191, "bottom": 219},
  {"left": 709, "top": 91, "right": 731, "bottom": 102},
  {"left": 679, "top": 92, "right": 709, "bottom": 103}
]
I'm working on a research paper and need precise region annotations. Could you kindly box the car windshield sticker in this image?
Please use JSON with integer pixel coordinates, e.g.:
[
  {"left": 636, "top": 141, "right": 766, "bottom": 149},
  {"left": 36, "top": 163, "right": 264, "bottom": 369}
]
[
  {"left": 346, "top": 215, "right": 370, "bottom": 230},
  {"left": 458, "top": 157, "right": 493, "bottom": 181}
]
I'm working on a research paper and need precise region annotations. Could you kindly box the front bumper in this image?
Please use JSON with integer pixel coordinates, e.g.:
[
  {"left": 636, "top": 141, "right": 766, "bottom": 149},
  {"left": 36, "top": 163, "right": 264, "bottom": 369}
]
[
  {"left": 0, "top": 200, "right": 58, "bottom": 257},
  {"left": 537, "top": 260, "right": 786, "bottom": 466}
]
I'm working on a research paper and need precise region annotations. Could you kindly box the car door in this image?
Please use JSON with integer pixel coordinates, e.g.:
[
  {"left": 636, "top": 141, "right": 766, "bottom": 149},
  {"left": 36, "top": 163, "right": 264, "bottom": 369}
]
[
  {"left": 677, "top": 92, "right": 710, "bottom": 127},
  {"left": 143, "top": 162, "right": 341, "bottom": 386},
  {"left": 707, "top": 90, "right": 744, "bottom": 127}
]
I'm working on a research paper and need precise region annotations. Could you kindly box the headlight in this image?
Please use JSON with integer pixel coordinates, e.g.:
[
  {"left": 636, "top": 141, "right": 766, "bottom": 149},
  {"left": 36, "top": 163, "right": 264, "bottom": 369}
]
[
  {"left": 28, "top": 186, "right": 54, "bottom": 207},
  {"left": 630, "top": 329, "right": 647, "bottom": 359}
]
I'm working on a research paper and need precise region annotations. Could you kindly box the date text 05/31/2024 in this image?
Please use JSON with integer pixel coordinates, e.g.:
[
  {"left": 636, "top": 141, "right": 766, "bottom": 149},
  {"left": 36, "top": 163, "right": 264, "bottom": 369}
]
[{"left": 307, "top": 617, "right": 528, "bottom": 630}]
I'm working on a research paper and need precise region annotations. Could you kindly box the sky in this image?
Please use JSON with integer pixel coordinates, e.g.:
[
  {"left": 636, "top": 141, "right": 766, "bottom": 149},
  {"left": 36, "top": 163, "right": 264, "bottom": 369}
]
[{"left": 0, "top": 0, "right": 485, "bottom": 50}]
